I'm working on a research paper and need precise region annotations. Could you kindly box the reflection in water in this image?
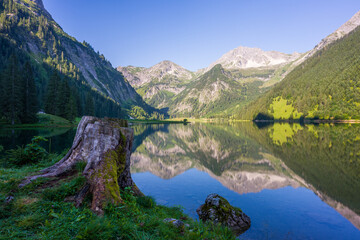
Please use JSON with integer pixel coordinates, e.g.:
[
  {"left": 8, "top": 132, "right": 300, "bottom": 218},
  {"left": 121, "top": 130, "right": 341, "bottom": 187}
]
[
  {"left": 130, "top": 122, "right": 360, "bottom": 238},
  {"left": 0, "top": 127, "right": 76, "bottom": 154}
]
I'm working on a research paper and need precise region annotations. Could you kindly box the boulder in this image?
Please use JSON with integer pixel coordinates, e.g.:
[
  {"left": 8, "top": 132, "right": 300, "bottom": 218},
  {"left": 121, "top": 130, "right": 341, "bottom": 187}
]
[{"left": 196, "top": 193, "right": 251, "bottom": 235}]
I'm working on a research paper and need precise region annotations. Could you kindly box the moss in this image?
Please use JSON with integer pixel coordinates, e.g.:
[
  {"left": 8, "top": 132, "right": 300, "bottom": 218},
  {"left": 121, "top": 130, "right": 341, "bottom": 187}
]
[
  {"left": 91, "top": 129, "right": 128, "bottom": 206},
  {"left": 201, "top": 195, "right": 244, "bottom": 223}
]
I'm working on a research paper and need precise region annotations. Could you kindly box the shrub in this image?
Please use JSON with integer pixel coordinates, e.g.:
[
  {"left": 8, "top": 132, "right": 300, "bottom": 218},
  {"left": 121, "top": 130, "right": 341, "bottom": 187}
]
[{"left": 5, "top": 136, "right": 48, "bottom": 166}]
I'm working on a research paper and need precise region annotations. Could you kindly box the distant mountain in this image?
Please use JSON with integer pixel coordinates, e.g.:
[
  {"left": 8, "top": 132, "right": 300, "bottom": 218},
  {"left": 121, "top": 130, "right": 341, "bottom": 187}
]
[
  {"left": 119, "top": 49, "right": 302, "bottom": 117},
  {"left": 0, "top": 0, "right": 156, "bottom": 120},
  {"left": 167, "top": 64, "right": 264, "bottom": 117},
  {"left": 241, "top": 10, "right": 360, "bottom": 120},
  {"left": 117, "top": 61, "right": 194, "bottom": 109},
  {"left": 202, "top": 46, "right": 301, "bottom": 72}
]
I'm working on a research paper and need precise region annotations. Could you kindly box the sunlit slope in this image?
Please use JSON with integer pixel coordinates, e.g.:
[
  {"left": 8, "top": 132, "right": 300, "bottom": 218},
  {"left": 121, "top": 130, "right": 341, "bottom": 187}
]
[{"left": 241, "top": 26, "right": 360, "bottom": 120}]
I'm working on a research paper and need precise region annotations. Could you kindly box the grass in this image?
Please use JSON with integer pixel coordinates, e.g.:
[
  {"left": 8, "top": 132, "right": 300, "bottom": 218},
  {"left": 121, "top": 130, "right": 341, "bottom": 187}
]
[{"left": 0, "top": 151, "right": 236, "bottom": 239}]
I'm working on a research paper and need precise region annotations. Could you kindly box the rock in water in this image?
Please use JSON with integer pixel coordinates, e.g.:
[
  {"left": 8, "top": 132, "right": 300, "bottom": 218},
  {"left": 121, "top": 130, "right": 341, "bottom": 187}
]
[
  {"left": 196, "top": 193, "right": 251, "bottom": 235},
  {"left": 20, "top": 116, "right": 142, "bottom": 215}
]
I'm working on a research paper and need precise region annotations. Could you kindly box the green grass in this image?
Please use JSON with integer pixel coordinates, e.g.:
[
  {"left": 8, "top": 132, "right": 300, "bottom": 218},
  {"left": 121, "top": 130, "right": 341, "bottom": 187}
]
[{"left": 0, "top": 151, "right": 235, "bottom": 239}]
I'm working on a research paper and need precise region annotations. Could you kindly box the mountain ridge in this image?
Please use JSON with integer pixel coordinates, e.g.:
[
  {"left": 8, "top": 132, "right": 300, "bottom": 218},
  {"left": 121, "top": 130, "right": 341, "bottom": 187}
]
[{"left": 1, "top": 0, "right": 157, "bottom": 119}]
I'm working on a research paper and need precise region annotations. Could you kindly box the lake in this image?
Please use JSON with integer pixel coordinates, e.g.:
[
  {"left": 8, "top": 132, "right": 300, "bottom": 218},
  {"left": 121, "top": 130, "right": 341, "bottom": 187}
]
[
  {"left": 130, "top": 122, "right": 360, "bottom": 240},
  {"left": 1, "top": 122, "right": 359, "bottom": 239}
]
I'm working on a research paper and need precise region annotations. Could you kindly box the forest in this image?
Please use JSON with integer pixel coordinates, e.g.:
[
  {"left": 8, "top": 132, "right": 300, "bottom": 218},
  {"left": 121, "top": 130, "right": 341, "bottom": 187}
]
[
  {"left": 240, "top": 25, "right": 360, "bottom": 120},
  {"left": 0, "top": 0, "right": 159, "bottom": 125}
]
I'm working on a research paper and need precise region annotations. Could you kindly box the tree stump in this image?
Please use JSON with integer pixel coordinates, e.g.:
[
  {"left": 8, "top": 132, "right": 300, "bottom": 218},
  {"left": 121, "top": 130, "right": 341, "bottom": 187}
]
[{"left": 19, "top": 116, "right": 142, "bottom": 215}]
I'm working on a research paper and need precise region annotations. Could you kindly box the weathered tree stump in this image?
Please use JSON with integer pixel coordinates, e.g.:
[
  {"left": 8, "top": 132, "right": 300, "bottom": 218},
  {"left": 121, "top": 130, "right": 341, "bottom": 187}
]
[{"left": 20, "top": 116, "right": 142, "bottom": 215}]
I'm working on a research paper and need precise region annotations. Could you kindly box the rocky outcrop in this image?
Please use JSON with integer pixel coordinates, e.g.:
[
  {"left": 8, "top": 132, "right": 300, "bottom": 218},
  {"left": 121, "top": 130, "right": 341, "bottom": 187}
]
[
  {"left": 196, "top": 193, "right": 251, "bottom": 235},
  {"left": 20, "top": 116, "right": 142, "bottom": 215}
]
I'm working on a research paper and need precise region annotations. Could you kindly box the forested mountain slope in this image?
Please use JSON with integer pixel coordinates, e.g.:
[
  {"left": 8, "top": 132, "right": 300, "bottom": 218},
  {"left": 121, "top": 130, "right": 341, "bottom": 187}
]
[
  {"left": 240, "top": 23, "right": 360, "bottom": 120},
  {"left": 0, "top": 0, "right": 157, "bottom": 123},
  {"left": 168, "top": 64, "right": 266, "bottom": 118}
]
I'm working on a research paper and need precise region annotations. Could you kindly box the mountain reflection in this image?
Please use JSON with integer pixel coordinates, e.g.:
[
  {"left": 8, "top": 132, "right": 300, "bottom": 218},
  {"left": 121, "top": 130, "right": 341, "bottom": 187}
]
[{"left": 130, "top": 122, "right": 360, "bottom": 230}]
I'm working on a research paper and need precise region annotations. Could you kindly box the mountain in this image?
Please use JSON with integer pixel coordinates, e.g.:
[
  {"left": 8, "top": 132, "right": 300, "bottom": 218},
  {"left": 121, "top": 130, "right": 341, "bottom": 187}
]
[
  {"left": 117, "top": 61, "right": 194, "bottom": 109},
  {"left": 167, "top": 64, "right": 264, "bottom": 118},
  {"left": 119, "top": 48, "right": 302, "bottom": 118},
  {"left": 203, "top": 46, "right": 301, "bottom": 71},
  {"left": 298, "top": 10, "right": 360, "bottom": 64},
  {"left": 0, "top": 0, "right": 156, "bottom": 121},
  {"left": 241, "top": 10, "right": 360, "bottom": 120}
]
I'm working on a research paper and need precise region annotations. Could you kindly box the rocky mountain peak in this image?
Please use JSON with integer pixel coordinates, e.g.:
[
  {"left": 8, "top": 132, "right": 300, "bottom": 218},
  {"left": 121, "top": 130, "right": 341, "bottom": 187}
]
[
  {"left": 204, "top": 46, "right": 301, "bottom": 72},
  {"left": 147, "top": 60, "right": 191, "bottom": 78},
  {"left": 299, "top": 10, "right": 360, "bottom": 62},
  {"left": 117, "top": 60, "right": 193, "bottom": 88}
]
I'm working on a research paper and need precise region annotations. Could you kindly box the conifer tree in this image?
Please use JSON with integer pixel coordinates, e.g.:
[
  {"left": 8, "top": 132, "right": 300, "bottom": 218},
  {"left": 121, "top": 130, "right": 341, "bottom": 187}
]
[
  {"left": 66, "top": 95, "right": 77, "bottom": 122},
  {"left": 44, "top": 71, "right": 59, "bottom": 115},
  {"left": 1, "top": 54, "right": 22, "bottom": 124},
  {"left": 85, "top": 92, "right": 95, "bottom": 116},
  {"left": 55, "top": 80, "right": 70, "bottom": 118},
  {"left": 21, "top": 61, "right": 38, "bottom": 123}
]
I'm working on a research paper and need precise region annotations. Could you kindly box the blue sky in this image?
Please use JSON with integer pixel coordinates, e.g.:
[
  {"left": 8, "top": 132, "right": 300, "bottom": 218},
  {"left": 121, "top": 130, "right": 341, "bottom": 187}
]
[{"left": 43, "top": 0, "right": 360, "bottom": 71}]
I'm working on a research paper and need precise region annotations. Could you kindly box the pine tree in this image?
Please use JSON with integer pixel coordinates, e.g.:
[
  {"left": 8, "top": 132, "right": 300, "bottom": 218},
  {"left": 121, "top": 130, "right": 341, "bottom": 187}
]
[
  {"left": 85, "top": 92, "right": 95, "bottom": 116},
  {"left": 56, "top": 80, "right": 70, "bottom": 118},
  {"left": 21, "top": 62, "right": 38, "bottom": 123},
  {"left": 66, "top": 94, "right": 77, "bottom": 122},
  {"left": 1, "top": 54, "right": 22, "bottom": 124},
  {"left": 44, "top": 71, "right": 59, "bottom": 115}
]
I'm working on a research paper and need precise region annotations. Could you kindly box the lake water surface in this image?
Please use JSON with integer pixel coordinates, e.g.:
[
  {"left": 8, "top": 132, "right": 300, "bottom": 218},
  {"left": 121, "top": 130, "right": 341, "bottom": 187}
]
[
  {"left": 130, "top": 122, "right": 360, "bottom": 240},
  {"left": 1, "top": 123, "right": 359, "bottom": 239}
]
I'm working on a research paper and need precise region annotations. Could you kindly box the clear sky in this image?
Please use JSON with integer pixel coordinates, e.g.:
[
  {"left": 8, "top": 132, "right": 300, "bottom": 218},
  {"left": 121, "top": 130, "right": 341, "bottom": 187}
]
[{"left": 43, "top": 0, "right": 360, "bottom": 71}]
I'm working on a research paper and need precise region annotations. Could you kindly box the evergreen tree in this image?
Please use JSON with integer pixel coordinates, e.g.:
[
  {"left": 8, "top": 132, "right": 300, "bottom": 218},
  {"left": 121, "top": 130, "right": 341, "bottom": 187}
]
[
  {"left": 44, "top": 71, "right": 59, "bottom": 115},
  {"left": 66, "top": 95, "right": 77, "bottom": 122},
  {"left": 85, "top": 92, "right": 95, "bottom": 116},
  {"left": 21, "top": 61, "right": 38, "bottom": 123},
  {"left": 55, "top": 80, "right": 70, "bottom": 118},
  {"left": 1, "top": 54, "right": 22, "bottom": 124}
]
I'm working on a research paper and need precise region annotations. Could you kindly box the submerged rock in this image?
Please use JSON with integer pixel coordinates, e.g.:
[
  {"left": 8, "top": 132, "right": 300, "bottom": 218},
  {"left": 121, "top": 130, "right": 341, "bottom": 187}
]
[{"left": 196, "top": 193, "right": 251, "bottom": 235}]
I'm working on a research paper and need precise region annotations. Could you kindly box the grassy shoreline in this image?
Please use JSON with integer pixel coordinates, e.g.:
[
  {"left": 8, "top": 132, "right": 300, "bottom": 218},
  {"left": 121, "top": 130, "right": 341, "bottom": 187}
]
[
  {"left": 3, "top": 113, "right": 359, "bottom": 129},
  {"left": 0, "top": 151, "right": 235, "bottom": 239}
]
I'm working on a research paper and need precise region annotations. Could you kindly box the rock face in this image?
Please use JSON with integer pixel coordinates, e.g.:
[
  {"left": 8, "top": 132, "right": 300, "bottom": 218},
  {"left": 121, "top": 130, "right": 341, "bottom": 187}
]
[
  {"left": 197, "top": 193, "right": 251, "bottom": 235},
  {"left": 20, "top": 116, "right": 142, "bottom": 215}
]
